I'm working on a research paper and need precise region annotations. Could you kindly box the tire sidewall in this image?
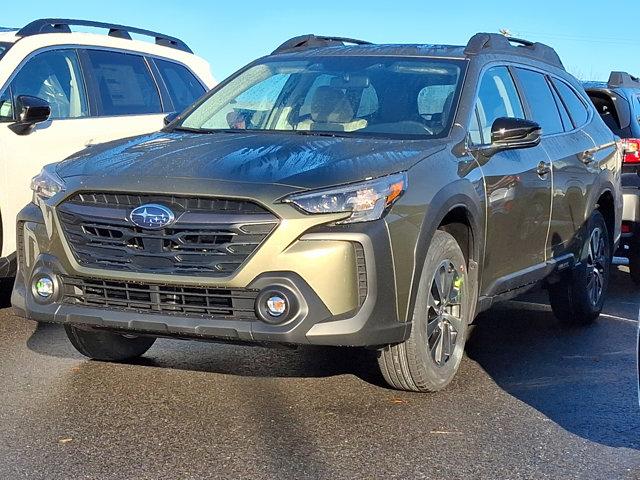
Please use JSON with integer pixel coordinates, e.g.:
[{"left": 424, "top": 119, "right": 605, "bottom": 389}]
[
  {"left": 572, "top": 210, "right": 611, "bottom": 315},
  {"left": 409, "top": 231, "right": 472, "bottom": 390}
]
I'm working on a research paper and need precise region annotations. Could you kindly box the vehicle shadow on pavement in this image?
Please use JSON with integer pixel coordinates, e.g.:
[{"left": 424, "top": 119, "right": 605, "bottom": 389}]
[
  {"left": 466, "top": 268, "right": 640, "bottom": 450},
  {"left": 25, "top": 320, "right": 387, "bottom": 386}
]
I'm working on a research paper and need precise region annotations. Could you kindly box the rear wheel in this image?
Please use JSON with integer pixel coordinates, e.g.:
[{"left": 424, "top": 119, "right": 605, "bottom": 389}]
[
  {"left": 378, "top": 230, "right": 473, "bottom": 392},
  {"left": 548, "top": 210, "right": 611, "bottom": 325},
  {"left": 64, "top": 325, "right": 156, "bottom": 361}
]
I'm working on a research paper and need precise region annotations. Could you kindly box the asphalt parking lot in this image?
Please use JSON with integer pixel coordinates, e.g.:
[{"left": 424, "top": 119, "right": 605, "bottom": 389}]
[{"left": 0, "top": 267, "right": 638, "bottom": 480}]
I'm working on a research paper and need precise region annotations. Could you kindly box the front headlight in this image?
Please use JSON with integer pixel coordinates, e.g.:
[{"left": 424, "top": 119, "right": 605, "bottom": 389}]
[
  {"left": 284, "top": 172, "right": 407, "bottom": 224},
  {"left": 31, "top": 166, "right": 65, "bottom": 201}
]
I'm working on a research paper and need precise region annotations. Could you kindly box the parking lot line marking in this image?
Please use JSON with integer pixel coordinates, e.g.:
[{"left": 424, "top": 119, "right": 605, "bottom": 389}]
[{"left": 506, "top": 301, "right": 639, "bottom": 324}]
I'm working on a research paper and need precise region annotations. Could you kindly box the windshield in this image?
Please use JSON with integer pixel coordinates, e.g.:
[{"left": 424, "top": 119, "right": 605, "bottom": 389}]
[{"left": 179, "top": 56, "right": 465, "bottom": 138}]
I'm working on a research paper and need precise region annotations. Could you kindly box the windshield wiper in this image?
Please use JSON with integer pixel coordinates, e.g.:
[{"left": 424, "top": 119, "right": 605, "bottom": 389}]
[
  {"left": 289, "top": 130, "right": 352, "bottom": 138},
  {"left": 170, "top": 126, "right": 220, "bottom": 134}
]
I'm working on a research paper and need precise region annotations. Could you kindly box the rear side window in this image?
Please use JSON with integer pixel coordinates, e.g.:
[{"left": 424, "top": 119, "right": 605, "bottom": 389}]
[
  {"left": 552, "top": 79, "right": 589, "bottom": 127},
  {"left": 155, "top": 59, "right": 206, "bottom": 112},
  {"left": 473, "top": 66, "right": 524, "bottom": 144},
  {"left": 85, "top": 50, "right": 161, "bottom": 116},
  {"left": 514, "top": 68, "right": 564, "bottom": 135}
]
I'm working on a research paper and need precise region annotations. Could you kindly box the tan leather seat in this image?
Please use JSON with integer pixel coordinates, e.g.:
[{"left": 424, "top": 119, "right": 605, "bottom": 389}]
[{"left": 297, "top": 86, "right": 367, "bottom": 132}]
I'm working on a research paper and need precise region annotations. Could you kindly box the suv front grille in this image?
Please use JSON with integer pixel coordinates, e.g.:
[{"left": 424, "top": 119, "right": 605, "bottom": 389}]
[
  {"left": 57, "top": 192, "right": 279, "bottom": 276},
  {"left": 62, "top": 276, "right": 259, "bottom": 319}
]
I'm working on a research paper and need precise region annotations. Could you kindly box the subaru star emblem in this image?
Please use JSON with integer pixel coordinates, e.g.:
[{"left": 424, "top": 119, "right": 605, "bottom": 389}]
[{"left": 129, "top": 204, "right": 175, "bottom": 229}]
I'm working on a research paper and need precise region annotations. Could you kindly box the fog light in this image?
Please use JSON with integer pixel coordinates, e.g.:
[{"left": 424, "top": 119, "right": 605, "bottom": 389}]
[
  {"left": 34, "top": 276, "right": 54, "bottom": 298},
  {"left": 266, "top": 295, "right": 287, "bottom": 317},
  {"left": 255, "top": 287, "right": 299, "bottom": 324}
]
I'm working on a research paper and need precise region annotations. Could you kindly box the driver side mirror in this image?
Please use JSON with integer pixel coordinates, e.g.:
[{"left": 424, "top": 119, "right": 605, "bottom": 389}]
[
  {"left": 477, "top": 117, "right": 542, "bottom": 157},
  {"left": 9, "top": 95, "right": 51, "bottom": 135}
]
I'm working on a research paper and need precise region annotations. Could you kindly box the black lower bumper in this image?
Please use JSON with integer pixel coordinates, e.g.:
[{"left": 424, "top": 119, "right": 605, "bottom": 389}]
[{"left": 11, "top": 231, "right": 410, "bottom": 348}]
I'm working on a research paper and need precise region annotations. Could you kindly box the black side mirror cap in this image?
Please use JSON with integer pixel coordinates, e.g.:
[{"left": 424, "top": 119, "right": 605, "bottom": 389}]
[
  {"left": 475, "top": 117, "right": 542, "bottom": 157},
  {"left": 491, "top": 117, "right": 541, "bottom": 149},
  {"left": 164, "top": 111, "right": 180, "bottom": 126},
  {"left": 9, "top": 95, "right": 51, "bottom": 135}
]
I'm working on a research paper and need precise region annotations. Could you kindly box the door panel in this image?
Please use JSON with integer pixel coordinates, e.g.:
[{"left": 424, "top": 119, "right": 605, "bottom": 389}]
[
  {"left": 542, "top": 130, "right": 595, "bottom": 258},
  {"left": 470, "top": 65, "right": 553, "bottom": 292},
  {"left": 478, "top": 145, "right": 552, "bottom": 292}
]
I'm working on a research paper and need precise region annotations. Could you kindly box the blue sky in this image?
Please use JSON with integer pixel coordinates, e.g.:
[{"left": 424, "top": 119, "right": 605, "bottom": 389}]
[{"left": 5, "top": 1, "right": 639, "bottom": 81}]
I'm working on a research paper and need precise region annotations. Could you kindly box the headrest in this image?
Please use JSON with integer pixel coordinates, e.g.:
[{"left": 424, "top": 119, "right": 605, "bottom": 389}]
[{"left": 310, "top": 86, "right": 354, "bottom": 123}]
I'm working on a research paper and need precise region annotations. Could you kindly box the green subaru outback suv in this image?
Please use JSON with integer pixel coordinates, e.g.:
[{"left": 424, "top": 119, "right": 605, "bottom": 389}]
[{"left": 12, "top": 33, "right": 622, "bottom": 392}]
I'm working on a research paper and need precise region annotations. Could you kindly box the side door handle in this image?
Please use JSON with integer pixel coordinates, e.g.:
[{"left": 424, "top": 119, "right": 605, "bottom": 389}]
[
  {"left": 580, "top": 150, "right": 595, "bottom": 164},
  {"left": 536, "top": 161, "right": 551, "bottom": 177}
]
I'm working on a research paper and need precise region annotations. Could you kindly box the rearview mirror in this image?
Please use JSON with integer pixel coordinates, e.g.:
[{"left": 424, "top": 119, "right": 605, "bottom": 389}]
[{"left": 10, "top": 95, "right": 51, "bottom": 135}]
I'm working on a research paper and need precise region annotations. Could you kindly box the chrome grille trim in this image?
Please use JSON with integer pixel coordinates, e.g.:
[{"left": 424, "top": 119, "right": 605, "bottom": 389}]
[{"left": 57, "top": 192, "right": 278, "bottom": 276}]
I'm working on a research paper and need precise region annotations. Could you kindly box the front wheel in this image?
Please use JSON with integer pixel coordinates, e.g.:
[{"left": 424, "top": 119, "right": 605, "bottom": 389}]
[
  {"left": 65, "top": 325, "right": 156, "bottom": 361},
  {"left": 377, "top": 230, "right": 473, "bottom": 392},
  {"left": 548, "top": 210, "right": 611, "bottom": 325}
]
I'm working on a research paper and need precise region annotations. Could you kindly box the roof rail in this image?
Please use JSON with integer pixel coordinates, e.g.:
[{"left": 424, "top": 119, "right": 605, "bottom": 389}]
[
  {"left": 608, "top": 71, "right": 640, "bottom": 88},
  {"left": 464, "top": 33, "right": 564, "bottom": 70},
  {"left": 272, "top": 34, "right": 372, "bottom": 55},
  {"left": 16, "top": 18, "right": 192, "bottom": 53}
]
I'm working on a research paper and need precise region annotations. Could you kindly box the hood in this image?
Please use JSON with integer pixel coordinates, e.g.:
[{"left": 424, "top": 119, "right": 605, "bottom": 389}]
[{"left": 57, "top": 131, "right": 445, "bottom": 190}]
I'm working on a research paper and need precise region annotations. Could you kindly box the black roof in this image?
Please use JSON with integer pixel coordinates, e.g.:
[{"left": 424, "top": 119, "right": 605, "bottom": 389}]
[{"left": 270, "top": 33, "right": 564, "bottom": 70}]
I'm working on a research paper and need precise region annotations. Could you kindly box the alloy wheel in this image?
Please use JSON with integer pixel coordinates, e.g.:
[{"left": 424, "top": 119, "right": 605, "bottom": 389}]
[
  {"left": 426, "top": 260, "right": 464, "bottom": 366},
  {"left": 586, "top": 227, "right": 607, "bottom": 306}
]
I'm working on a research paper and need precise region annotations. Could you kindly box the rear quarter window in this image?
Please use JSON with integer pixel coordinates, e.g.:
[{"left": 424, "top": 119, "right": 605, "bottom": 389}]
[
  {"left": 155, "top": 58, "right": 206, "bottom": 112},
  {"left": 551, "top": 78, "right": 589, "bottom": 128},
  {"left": 85, "top": 49, "right": 162, "bottom": 116}
]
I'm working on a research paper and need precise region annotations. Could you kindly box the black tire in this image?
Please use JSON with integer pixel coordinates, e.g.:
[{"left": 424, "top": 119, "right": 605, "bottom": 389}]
[
  {"left": 377, "top": 230, "right": 473, "bottom": 392},
  {"left": 64, "top": 325, "right": 156, "bottom": 361},
  {"left": 548, "top": 210, "right": 611, "bottom": 325}
]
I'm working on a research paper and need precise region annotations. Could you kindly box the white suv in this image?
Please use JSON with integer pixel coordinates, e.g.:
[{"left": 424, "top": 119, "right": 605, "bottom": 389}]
[{"left": 0, "top": 19, "right": 215, "bottom": 275}]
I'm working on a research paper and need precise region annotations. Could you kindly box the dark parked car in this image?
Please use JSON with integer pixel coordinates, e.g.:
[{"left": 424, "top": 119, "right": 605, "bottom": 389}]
[
  {"left": 13, "top": 33, "right": 622, "bottom": 392},
  {"left": 585, "top": 72, "right": 640, "bottom": 283}
]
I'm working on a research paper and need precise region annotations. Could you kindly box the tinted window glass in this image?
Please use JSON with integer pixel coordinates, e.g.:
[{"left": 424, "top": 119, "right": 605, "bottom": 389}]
[
  {"left": 515, "top": 68, "right": 564, "bottom": 135},
  {"left": 0, "top": 86, "right": 12, "bottom": 120},
  {"left": 550, "top": 83, "right": 573, "bottom": 131},
  {"left": 468, "top": 108, "right": 482, "bottom": 144},
  {"left": 86, "top": 50, "right": 161, "bottom": 116},
  {"left": 10, "top": 49, "right": 88, "bottom": 119},
  {"left": 552, "top": 78, "right": 589, "bottom": 127},
  {"left": 155, "top": 59, "right": 205, "bottom": 112},
  {"left": 474, "top": 66, "right": 524, "bottom": 144}
]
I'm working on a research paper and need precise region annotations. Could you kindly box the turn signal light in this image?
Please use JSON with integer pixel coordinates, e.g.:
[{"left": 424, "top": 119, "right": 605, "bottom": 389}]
[{"left": 622, "top": 138, "right": 640, "bottom": 164}]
